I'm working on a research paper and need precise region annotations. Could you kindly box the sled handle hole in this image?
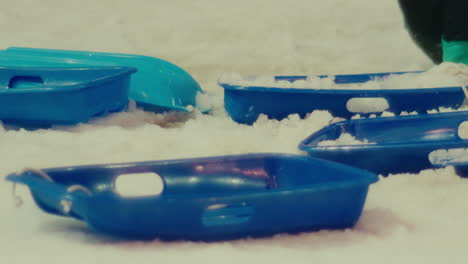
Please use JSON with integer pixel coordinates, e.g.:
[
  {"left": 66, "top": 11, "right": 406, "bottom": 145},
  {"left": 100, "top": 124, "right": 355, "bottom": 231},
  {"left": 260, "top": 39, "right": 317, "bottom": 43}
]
[
  {"left": 114, "top": 172, "right": 165, "bottom": 197},
  {"left": 458, "top": 121, "right": 468, "bottom": 139},
  {"left": 346, "top": 97, "right": 389, "bottom": 113},
  {"left": 8, "top": 76, "right": 44, "bottom": 89}
]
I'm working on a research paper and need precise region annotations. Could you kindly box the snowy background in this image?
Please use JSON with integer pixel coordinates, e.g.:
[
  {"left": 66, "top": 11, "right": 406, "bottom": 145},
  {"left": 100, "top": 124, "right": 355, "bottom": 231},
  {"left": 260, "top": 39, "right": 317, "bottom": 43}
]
[{"left": 1, "top": 0, "right": 468, "bottom": 263}]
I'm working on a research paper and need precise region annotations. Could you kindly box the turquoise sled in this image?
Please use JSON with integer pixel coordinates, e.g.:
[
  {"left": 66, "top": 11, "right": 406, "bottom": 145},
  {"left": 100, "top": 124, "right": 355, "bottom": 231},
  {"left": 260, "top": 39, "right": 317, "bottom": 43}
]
[{"left": 0, "top": 47, "right": 208, "bottom": 113}]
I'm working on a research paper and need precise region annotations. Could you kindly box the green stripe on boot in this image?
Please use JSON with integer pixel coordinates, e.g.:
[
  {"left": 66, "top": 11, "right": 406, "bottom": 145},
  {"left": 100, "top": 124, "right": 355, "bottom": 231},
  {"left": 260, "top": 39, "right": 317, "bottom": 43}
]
[{"left": 443, "top": 39, "right": 468, "bottom": 65}]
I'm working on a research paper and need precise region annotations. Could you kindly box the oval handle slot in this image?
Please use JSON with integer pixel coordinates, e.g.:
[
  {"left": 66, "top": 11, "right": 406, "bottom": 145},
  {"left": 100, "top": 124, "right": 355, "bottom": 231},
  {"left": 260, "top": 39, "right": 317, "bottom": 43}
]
[
  {"left": 346, "top": 97, "right": 389, "bottom": 113},
  {"left": 114, "top": 172, "right": 164, "bottom": 197},
  {"left": 8, "top": 76, "right": 44, "bottom": 89},
  {"left": 458, "top": 121, "right": 468, "bottom": 139}
]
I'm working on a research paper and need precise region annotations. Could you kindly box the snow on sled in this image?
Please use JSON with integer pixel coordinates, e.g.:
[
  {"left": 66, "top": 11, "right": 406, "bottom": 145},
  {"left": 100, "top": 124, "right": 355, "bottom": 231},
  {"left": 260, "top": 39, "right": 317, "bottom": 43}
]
[
  {"left": 219, "top": 70, "right": 467, "bottom": 124},
  {"left": 0, "top": 66, "right": 136, "bottom": 126},
  {"left": 6, "top": 154, "right": 377, "bottom": 241},
  {"left": 0, "top": 47, "right": 209, "bottom": 113},
  {"left": 299, "top": 111, "right": 468, "bottom": 175},
  {"left": 431, "top": 147, "right": 468, "bottom": 177},
  {"left": 433, "top": 160, "right": 468, "bottom": 178}
]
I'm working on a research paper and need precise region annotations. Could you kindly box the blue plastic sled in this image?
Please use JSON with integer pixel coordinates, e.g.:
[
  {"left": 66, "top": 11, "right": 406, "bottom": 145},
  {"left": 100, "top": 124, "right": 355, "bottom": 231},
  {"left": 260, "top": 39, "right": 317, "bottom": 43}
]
[
  {"left": 0, "top": 66, "right": 136, "bottom": 126},
  {"left": 220, "top": 73, "right": 466, "bottom": 124},
  {"left": 0, "top": 47, "right": 207, "bottom": 113},
  {"left": 6, "top": 154, "right": 377, "bottom": 241},
  {"left": 299, "top": 111, "right": 468, "bottom": 175}
]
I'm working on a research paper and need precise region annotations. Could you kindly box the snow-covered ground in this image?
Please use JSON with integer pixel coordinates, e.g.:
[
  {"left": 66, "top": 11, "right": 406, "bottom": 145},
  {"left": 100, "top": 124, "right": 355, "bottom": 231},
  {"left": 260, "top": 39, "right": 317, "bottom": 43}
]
[{"left": 1, "top": 0, "right": 468, "bottom": 263}]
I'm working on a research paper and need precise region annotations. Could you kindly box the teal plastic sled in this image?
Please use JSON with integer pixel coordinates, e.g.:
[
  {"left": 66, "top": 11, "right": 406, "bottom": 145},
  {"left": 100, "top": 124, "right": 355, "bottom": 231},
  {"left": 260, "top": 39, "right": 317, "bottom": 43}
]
[{"left": 0, "top": 47, "right": 207, "bottom": 113}]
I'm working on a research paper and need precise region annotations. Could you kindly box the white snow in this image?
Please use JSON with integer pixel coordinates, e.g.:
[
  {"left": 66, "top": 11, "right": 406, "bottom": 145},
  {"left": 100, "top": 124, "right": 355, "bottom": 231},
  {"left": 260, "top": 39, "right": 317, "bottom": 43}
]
[
  {"left": 219, "top": 63, "right": 468, "bottom": 90},
  {"left": 1, "top": 1, "right": 468, "bottom": 263},
  {"left": 318, "top": 133, "right": 372, "bottom": 146},
  {"left": 429, "top": 148, "right": 468, "bottom": 165},
  {"left": 427, "top": 105, "right": 468, "bottom": 114},
  {"left": 196, "top": 92, "right": 214, "bottom": 112}
]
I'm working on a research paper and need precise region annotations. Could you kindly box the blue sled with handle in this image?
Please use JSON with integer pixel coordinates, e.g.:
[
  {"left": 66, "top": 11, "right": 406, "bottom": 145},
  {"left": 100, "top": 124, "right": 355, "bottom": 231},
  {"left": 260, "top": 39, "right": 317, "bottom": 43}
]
[
  {"left": 0, "top": 47, "right": 208, "bottom": 113},
  {"left": 299, "top": 111, "right": 468, "bottom": 175},
  {"left": 6, "top": 154, "right": 377, "bottom": 241}
]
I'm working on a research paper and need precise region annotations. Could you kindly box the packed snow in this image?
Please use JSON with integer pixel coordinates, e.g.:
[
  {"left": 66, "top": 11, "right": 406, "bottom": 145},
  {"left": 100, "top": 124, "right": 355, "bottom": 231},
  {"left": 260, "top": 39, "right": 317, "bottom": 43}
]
[
  {"left": 429, "top": 148, "right": 468, "bottom": 165},
  {"left": 1, "top": 1, "right": 468, "bottom": 264},
  {"left": 318, "top": 133, "right": 372, "bottom": 146},
  {"left": 220, "top": 63, "right": 468, "bottom": 90}
]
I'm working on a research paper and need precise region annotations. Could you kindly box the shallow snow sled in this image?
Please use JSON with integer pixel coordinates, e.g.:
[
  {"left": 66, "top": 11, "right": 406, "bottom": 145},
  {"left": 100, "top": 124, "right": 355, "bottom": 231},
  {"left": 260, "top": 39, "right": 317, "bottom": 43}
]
[
  {"left": 220, "top": 72, "right": 466, "bottom": 124},
  {"left": 6, "top": 154, "right": 377, "bottom": 241},
  {"left": 299, "top": 111, "right": 468, "bottom": 175},
  {"left": 0, "top": 66, "right": 136, "bottom": 126},
  {"left": 0, "top": 47, "right": 208, "bottom": 113}
]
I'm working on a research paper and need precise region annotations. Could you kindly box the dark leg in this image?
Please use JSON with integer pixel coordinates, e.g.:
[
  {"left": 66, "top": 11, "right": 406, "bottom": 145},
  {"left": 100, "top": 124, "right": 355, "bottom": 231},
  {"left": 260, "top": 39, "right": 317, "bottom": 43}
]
[
  {"left": 443, "top": 0, "right": 468, "bottom": 41},
  {"left": 398, "top": 0, "right": 444, "bottom": 63}
]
